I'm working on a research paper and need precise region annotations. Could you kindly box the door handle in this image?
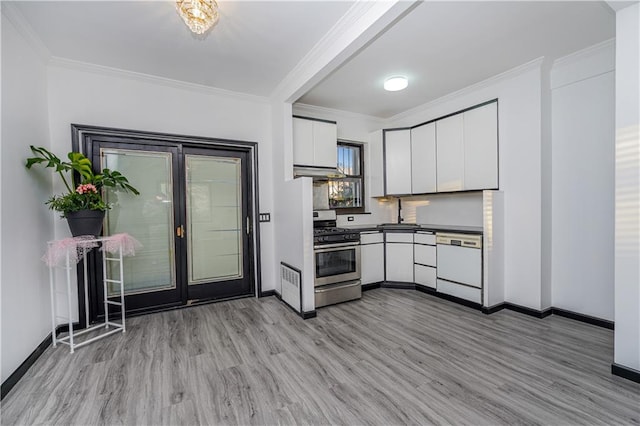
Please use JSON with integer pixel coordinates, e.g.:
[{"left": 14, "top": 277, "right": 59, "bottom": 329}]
[{"left": 176, "top": 225, "right": 184, "bottom": 238}]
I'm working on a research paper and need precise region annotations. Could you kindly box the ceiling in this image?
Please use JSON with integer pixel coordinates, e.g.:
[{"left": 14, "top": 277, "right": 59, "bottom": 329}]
[
  {"left": 298, "top": 1, "right": 616, "bottom": 118},
  {"left": 10, "top": 1, "right": 354, "bottom": 97},
  {"left": 10, "top": 1, "right": 616, "bottom": 118}
]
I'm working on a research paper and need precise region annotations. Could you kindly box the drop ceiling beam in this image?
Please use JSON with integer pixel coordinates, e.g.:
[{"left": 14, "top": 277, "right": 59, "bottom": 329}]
[{"left": 270, "top": 0, "right": 419, "bottom": 104}]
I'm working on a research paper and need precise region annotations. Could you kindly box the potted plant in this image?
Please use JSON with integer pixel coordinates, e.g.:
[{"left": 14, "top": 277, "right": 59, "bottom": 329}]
[{"left": 26, "top": 146, "right": 140, "bottom": 237}]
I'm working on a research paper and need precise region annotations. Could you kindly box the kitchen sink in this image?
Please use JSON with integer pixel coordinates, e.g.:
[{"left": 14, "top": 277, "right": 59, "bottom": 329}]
[{"left": 377, "top": 223, "right": 421, "bottom": 230}]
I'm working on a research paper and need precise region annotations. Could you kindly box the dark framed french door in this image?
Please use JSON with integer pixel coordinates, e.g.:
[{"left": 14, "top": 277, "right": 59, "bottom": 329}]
[
  {"left": 181, "top": 146, "right": 252, "bottom": 301},
  {"left": 77, "top": 130, "right": 256, "bottom": 322}
]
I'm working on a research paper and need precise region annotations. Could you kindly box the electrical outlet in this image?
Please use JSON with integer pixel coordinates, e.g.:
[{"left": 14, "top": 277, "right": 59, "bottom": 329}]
[{"left": 259, "top": 213, "right": 271, "bottom": 222}]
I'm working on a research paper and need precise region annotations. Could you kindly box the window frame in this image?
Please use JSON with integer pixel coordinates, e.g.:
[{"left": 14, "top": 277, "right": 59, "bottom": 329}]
[{"left": 329, "top": 141, "right": 365, "bottom": 215}]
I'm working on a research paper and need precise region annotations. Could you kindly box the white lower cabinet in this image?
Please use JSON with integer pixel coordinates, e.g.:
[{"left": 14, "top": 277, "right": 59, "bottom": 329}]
[
  {"left": 414, "top": 244, "right": 436, "bottom": 267},
  {"left": 363, "top": 228, "right": 484, "bottom": 307},
  {"left": 415, "top": 264, "right": 436, "bottom": 288},
  {"left": 385, "top": 233, "right": 414, "bottom": 283},
  {"left": 361, "top": 242, "right": 384, "bottom": 285},
  {"left": 414, "top": 231, "right": 436, "bottom": 289}
]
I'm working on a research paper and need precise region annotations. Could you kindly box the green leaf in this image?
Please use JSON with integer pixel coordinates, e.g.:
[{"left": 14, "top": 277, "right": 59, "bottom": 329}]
[
  {"left": 67, "top": 152, "right": 94, "bottom": 180},
  {"left": 25, "top": 157, "right": 46, "bottom": 169}
]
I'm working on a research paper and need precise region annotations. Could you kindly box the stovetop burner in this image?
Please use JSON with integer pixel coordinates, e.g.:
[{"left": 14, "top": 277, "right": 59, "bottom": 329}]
[
  {"left": 314, "top": 227, "right": 347, "bottom": 235},
  {"left": 314, "top": 226, "right": 360, "bottom": 245}
]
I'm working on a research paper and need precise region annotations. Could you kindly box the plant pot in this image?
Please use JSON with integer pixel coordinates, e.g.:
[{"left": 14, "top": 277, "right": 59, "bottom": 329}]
[{"left": 66, "top": 209, "right": 106, "bottom": 237}]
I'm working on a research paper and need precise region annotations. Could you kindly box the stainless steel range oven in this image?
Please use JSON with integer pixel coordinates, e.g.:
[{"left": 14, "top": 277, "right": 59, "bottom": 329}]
[
  {"left": 315, "top": 242, "right": 361, "bottom": 286},
  {"left": 313, "top": 210, "right": 361, "bottom": 308}
]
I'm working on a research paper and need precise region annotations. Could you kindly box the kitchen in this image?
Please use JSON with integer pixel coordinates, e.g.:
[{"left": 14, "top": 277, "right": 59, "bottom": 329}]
[
  {"left": 2, "top": 0, "right": 639, "bottom": 423},
  {"left": 297, "top": 100, "right": 499, "bottom": 311}
]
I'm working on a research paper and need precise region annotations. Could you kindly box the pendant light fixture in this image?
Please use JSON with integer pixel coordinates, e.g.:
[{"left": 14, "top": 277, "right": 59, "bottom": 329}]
[{"left": 176, "top": 0, "right": 219, "bottom": 35}]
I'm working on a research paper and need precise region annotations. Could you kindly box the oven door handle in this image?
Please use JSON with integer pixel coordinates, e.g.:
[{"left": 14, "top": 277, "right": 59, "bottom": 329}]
[
  {"left": 314, "top": 242, "right": 360, "bottom": 250},
  {"left": 315, "top": 281, "right": 361, "bottom": 293}
]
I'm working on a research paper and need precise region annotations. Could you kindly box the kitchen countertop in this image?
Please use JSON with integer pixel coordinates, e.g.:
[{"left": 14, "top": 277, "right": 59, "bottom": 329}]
[{"left": 341, "top": 223, "right": 483, "bottom": 234}]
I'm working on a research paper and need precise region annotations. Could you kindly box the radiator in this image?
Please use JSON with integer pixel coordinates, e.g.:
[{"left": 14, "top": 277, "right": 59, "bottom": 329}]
[{"left": 280, "top": 262, "right": 301, "bottom": 313}]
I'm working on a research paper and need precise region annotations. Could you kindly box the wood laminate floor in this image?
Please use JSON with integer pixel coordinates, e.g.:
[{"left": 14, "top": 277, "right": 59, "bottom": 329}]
[{"left": 2, "top": 289, "right": 639, "bottom": 425}]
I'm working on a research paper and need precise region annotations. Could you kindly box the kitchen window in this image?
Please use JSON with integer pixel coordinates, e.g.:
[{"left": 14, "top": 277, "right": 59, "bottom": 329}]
[{"left": 329, "top": 142, "right": 364, "bottom": 214}]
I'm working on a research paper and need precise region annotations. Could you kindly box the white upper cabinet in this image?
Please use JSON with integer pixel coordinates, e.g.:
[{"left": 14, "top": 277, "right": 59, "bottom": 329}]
[
  {"left": 292, "top": 117, "right": 314, "bottom": 166},
  {"left": 411, "top": 122, "right": 437, "bottom": 194},
  {"left": 463, "top": 102, "right": 498, "bottom": 190},
  {"left": 381, "top": 100, "right": 498, "bottom": 196},
  {"left": 313, "top": 120, "right": 338, "bottom": 169},
  {"left": 436, "top": 114, "right": 465, "bottom": 192},
  {"left": 368, "top": 130, "right": 385, "bottom": 197},
  {"left": 292, "top": 117, "right": 337, "bottom": 169},
  {"left": 384, "top": 129, "right": 412, "bottom": 195}
]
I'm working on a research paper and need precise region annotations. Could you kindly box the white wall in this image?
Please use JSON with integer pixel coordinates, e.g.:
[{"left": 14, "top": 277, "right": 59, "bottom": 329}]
[
  {"left": 44, "top": 64, "right": 277, "bottom": 299},
  {"left": 389, "top": 61, "right": 544, "bottom": 310},
  {"left": 550, "top": 41, "right": 615, "bottom": 321},
  {"left": 540, "top": 57, "right": 553, "bottom": 312},
  {"left": 1, "top": 12, "right": 54, "bottom": 383},
  {"left": 613, "top": 3, "right": 640, "bottom": 372},
  {"left": 276, "top": 177, "right": 314, "bottom": 312},
  {"left": 413, "top": 192, "right": 484, "bottom": 227}
]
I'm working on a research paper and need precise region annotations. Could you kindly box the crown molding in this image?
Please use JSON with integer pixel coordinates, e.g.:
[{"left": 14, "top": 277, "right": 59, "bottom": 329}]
[
  {"left": 293, "top": 103, "right": 385, "bottom": 125},
  {"left": 270, "top": 0, "right": 418, "bottom": 103},
  {"left": 552, "top": 38, "right": 615, "bottom": 69},
  {"left": 605, "top": 1, "right": 639, "bottom": 12},
  {"left": 550, "top": 39, "right": 615, "bottom": 89},
  {"left": 1, "top": 3, "right": 51, "bottom": 63},
  {"left": 388, "top": 57, "right": 545, "bottom": 123},
  {"left": 47, "top": 57, "right": 270, "bottom": 104}
]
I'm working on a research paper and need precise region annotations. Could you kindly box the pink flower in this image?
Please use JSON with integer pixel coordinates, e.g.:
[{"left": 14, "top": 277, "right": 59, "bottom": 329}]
[{"left": 76, "top": 183, "right": 97, "bottom": 194}]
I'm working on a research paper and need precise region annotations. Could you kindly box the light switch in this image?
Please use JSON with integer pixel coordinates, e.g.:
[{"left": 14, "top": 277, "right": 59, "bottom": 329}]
[{"left": 259, "top": 213, "right": 271, "bottom": 222}]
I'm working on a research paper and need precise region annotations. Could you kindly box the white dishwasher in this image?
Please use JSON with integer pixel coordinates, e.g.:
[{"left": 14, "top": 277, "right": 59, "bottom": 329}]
[{"left": 436, "top": 233, "right": 482, "bottom": 303}]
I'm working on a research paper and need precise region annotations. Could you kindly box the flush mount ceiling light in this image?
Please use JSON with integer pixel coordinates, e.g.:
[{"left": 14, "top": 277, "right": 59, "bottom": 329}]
[
  {"left": 384, "top": 76, "right": 408, "bottom": 92},
  {"left": 176, "top": 0, "right": 219, "bottom": 35}
]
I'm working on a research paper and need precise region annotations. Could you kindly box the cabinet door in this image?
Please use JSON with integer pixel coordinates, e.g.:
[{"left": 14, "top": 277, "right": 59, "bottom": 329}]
[
  {"left": 384, "top": 129, "right": 412, "bottom": 195},
  {"left": 361, "top": 243, "right": 384, "bottom": 285},
  {"left": 411, "top": 122, "right": 437, "bottom": 194},
  {"left": 414, "top": 244, "right": 436, "bottom": 267},
  {"left": 368, "top": 130, "right": 385, "bottom": 197},
  {"left": 415, "top": 264, "right": 436, "bottom": 288},
  {"left": 293, "top": 118, "right": 314, "bottom": 166},
  {"left": 436, "top": 114, "right": 464, "bottom": 192},
  {"left": 313, "top": 120, "right": 337, "bottom": 169},
  {"left": 464, "top": 102, "right": 498, "bottom": 190},
  {"left": 385, "top": 243, "right": 414, "bottom": 283}
]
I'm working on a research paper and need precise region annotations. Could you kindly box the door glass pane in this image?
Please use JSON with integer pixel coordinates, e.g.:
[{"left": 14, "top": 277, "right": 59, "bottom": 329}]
[
  {"left": 186, "top": 155, "right": 243, "bottom": 285},
  {"left": 102, "top": 149, "right": 176, "bottom": 296}
]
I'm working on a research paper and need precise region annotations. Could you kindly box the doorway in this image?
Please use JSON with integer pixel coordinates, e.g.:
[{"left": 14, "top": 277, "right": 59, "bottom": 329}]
[{"left": 73, "top": 126, "right": 260, "bottom": 323}]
